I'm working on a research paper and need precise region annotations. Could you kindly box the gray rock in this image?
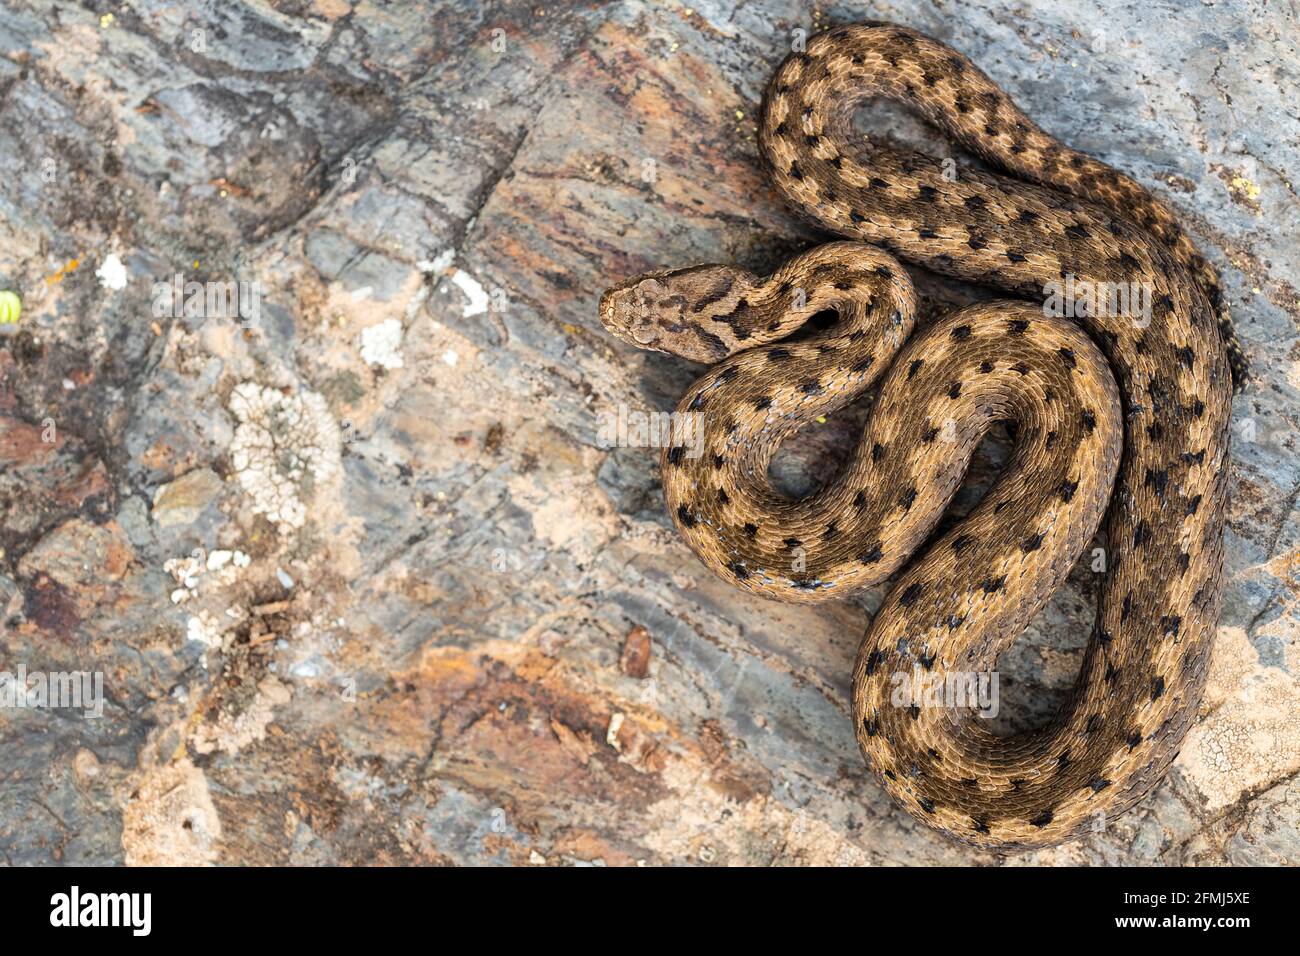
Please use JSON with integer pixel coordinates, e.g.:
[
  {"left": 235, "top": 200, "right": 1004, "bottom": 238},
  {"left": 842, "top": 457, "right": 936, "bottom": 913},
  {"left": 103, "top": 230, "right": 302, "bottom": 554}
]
[{"left": 0, "top": 0, "right": 1294, "bottom": 867}]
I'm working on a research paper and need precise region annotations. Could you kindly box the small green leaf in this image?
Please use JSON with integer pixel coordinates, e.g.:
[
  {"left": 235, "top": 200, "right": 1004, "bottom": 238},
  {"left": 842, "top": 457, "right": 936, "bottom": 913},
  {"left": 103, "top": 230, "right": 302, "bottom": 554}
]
[{"left": 0, "top": 290, "right": 20, "bottom": 325}]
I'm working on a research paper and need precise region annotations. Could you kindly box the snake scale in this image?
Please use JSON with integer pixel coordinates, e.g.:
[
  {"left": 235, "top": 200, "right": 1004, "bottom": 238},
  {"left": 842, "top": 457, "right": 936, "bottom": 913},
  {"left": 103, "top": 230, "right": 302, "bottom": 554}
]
[{"left": 599, "top": 23, "right": 1240, "bottom": 849}]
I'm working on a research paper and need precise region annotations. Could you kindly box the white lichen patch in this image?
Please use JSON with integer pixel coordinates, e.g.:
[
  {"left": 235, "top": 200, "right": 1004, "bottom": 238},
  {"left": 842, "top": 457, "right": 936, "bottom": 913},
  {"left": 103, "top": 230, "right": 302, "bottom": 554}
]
[
  {"left": 228, "top": 383, "right": 342, "bottom": 533},
  {"left": 164, "top": 553, "right": 205, "bottom": 593},
  {"left": 186, "top": 610, "right": 223, "bottom": 649},
  {"left": 95, "top": 253, "right": 128, "bottom": 290},
  {"left": 164, "top": 546, "right": 258, "bottom": 666},
  {"left": 1179, "top": 626, "right": 1300, "bottom": 809},
  {"left": 164, "top": 548, "right": 250, "bottom": 602},
  {"left": 419, "top": 248, "right": 455, "bottom": 273},
  {"left": 449, "top": 268, "right": 489, "bottom": 316},
  {"left": 358, "top": 317, "right": 404, "bottom": 369}
]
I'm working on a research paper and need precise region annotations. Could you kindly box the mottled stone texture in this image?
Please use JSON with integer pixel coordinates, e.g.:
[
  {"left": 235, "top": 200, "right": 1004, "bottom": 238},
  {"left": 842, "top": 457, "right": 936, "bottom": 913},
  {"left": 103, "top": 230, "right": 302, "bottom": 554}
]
[{"left": 0, "top": 0, "right": 1295, "bottom": 865}]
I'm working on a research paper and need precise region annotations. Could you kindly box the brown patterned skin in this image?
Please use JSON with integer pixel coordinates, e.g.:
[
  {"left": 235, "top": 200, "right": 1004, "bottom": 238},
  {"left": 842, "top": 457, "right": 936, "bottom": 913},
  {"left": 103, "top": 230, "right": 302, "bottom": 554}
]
[{"left": 598, "top": 24, "right": 1235, "bottom": 849}]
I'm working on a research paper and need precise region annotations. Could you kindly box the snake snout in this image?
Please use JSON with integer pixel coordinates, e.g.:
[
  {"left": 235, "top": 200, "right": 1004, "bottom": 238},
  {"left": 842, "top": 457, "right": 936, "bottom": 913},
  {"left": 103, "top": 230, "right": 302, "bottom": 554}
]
[{"left": 599, "top": 276, "right": 676, "bottom": 350}]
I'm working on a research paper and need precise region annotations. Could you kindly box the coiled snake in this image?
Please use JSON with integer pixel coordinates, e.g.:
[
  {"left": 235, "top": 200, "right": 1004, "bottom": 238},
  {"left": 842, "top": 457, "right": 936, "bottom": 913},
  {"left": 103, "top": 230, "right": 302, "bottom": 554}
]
[{"left": 598, "top": 23, "right": 1239, "bottom": 849}]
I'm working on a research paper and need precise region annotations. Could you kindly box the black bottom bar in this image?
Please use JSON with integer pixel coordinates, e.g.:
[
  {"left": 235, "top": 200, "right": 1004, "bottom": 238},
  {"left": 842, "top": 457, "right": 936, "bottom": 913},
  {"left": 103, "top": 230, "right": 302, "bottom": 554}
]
[{"left": 0, "top": 865, "right": 1278, "bottom": 941}]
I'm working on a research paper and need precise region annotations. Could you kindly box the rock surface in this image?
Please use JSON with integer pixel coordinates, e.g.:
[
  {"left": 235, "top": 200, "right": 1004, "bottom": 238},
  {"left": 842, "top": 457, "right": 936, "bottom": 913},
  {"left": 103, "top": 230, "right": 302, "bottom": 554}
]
[{"left": 0, "top": 0, "right": 1295, "bottom": 865}]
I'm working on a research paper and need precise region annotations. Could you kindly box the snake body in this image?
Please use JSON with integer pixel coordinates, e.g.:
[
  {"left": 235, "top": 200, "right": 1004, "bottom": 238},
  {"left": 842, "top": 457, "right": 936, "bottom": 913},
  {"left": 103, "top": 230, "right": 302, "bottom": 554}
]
[{"left": 598, "top": 24, "right": 1236, "bottom": 849}]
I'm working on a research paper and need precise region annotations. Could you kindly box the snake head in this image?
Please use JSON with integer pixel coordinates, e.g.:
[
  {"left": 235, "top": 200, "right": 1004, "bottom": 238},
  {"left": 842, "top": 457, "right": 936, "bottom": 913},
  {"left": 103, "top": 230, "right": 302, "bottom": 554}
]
[{"left": 599, "top": 265, "right": 752, "bottom": 364}]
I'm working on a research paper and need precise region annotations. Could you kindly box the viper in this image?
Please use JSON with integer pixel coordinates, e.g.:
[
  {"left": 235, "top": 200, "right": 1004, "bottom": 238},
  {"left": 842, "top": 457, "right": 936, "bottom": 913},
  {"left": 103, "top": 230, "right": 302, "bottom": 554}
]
[{"left": 598, "top": 23, "right": 1239, "bottom": 849}]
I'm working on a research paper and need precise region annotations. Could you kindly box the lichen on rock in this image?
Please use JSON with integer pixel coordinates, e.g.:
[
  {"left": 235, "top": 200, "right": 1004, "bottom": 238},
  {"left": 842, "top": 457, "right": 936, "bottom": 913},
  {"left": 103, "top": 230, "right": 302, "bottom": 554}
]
[{"left": 227, "top": 382, "right": 341, "bottom": 534}]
